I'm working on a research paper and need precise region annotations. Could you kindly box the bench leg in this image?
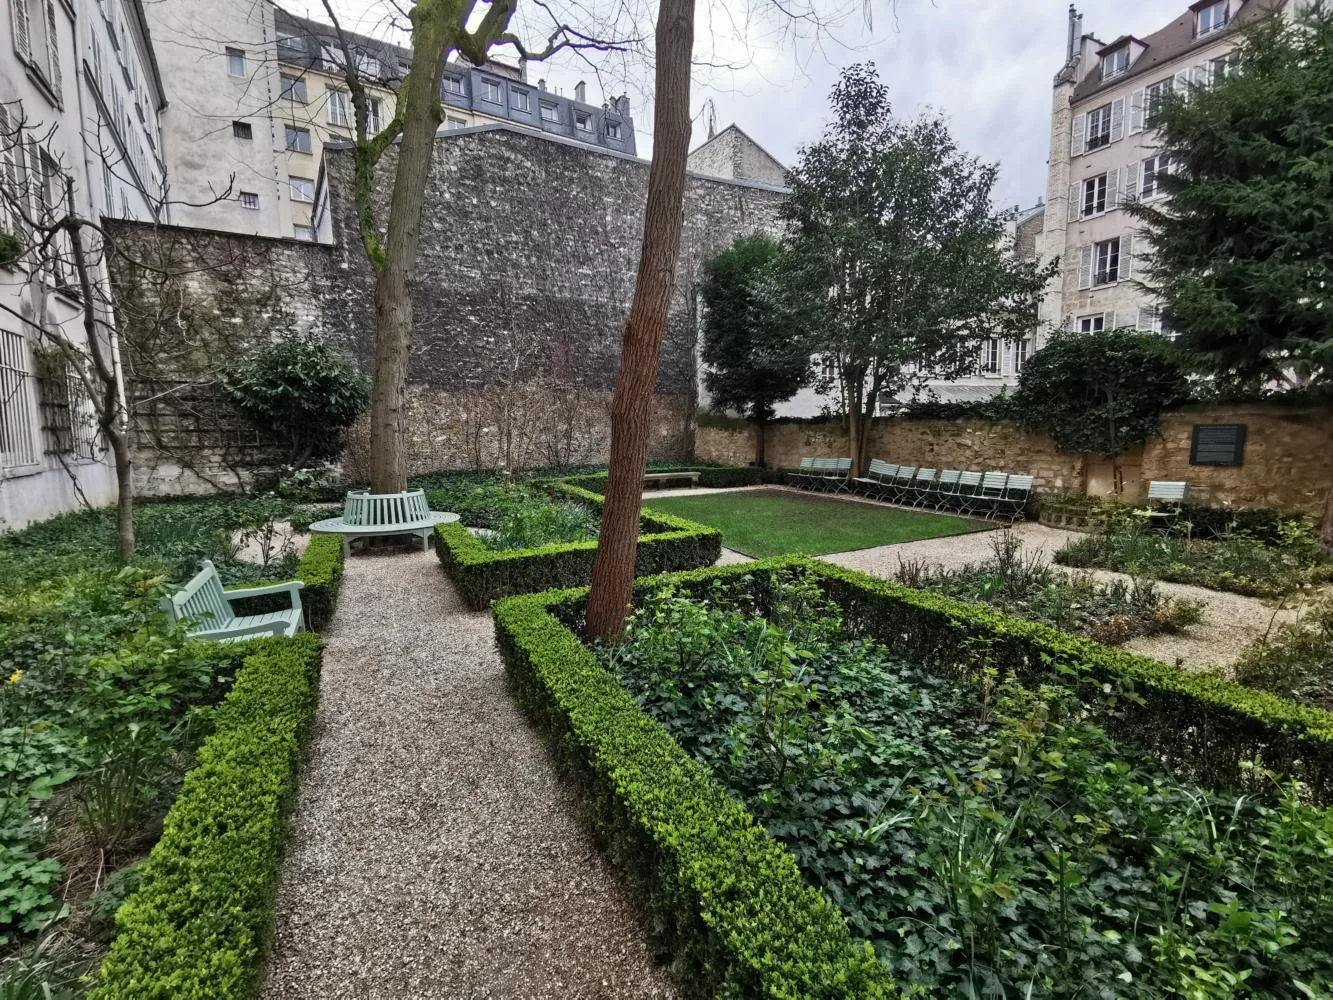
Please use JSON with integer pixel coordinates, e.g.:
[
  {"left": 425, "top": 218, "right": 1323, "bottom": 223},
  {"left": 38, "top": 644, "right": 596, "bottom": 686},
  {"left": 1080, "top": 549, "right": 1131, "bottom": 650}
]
[{"left": 342, "top": 535, "right": 350, "bottom": 560}]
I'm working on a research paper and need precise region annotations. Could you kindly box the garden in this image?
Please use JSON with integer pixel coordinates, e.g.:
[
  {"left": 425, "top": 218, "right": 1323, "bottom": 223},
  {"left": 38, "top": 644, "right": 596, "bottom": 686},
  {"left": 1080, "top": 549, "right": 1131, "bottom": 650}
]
[{"left": 0, "top": 498, "right": 338, "bottom": 994}]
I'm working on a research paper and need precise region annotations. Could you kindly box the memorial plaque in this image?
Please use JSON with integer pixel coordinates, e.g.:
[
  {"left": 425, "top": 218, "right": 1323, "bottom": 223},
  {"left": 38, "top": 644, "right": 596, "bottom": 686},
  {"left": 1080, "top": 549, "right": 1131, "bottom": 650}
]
[{"left": 1189, "top": 424, "right": 1246, "bottom": 467}]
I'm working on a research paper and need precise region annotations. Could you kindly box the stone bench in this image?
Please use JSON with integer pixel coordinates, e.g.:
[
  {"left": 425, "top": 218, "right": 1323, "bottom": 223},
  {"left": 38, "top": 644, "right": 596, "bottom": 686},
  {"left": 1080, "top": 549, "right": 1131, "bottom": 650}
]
[
  {"left": 643, "top": 470, "right": 700, "bottom": 489},
  {"left": 310, "top": 488, "right": 460, "bottom": 557}
]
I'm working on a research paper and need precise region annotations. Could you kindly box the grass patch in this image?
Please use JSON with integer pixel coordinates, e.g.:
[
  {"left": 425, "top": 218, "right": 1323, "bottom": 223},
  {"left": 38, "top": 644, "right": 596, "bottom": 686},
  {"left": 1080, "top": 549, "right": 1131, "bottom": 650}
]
[{"left": 643, "top": 488, "right": 985, "bottom": 558}]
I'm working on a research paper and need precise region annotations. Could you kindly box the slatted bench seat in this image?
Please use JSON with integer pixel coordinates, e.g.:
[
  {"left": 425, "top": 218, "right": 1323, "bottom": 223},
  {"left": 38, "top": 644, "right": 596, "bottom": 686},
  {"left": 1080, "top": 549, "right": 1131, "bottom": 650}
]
[
  {"left": 789, "top": 457, "right": 852, "bottom": 492},
  {"left": 853, "top": 458, "right": 1036, "bottom": 521},
  {"left": 643, "top": 470, "right": 701, "bottom": 489},
  {"left": 1145, "top": 480, "right": 1188, "bottom": 526},
  {"left": 310, "top": 488, "right": 460, "bottom": 557},
  {"left": 852, "top": 459, "right": 899, "bottom": 501},
  {"left": 162, "top": 559, "right": 305, "bottom": 642}
]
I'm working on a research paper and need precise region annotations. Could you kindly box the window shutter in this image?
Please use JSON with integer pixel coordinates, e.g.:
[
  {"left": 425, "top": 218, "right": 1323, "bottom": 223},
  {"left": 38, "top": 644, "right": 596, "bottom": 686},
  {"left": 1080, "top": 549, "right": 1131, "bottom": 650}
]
[
  {"left": 1071, "top": 112, "right": 1085, "bottom": 157},
  {"left": 1129, "top": 89, "right": 1145, "bottom": 134},
  {"left": 1106, "top": 167, "right": 1121, "bottom": 209},
  {"left": 1174, "top": 69, "right": 1190, "bottom": 95},
  {"left": 1078, "top": 244, "right": 1093, "bottom": 289},
  {"left": 1067, "top": 182, "right": 1079, "bottom": 222},
  {"left": 1121, "top": 234, "right": 1135, "bottom": 280},
  {"left": 11, "top": 0, "right": 31, "bottom": 60},
  {"left": 1137, "top": 306, "right": 1154, "bottom": 332},
  {"left": 44, "top": 0, "right": 61, "bottom": 99},
  {"left": 1123, "top": 161, "right": 1139, "bottom": 200},
  {"left": 1108, "top": 310, "right": 1118, "bottom": 330},
  {"left": 1109, "top": 97, "right": 1125, "bottom": 142}
]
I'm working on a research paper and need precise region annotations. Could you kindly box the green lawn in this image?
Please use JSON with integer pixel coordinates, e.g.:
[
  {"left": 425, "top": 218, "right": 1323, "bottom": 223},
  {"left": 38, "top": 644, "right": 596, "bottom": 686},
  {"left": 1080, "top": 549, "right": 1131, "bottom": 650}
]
[{"left": 643, "top": 488, "right": 987, "bottom": 558}]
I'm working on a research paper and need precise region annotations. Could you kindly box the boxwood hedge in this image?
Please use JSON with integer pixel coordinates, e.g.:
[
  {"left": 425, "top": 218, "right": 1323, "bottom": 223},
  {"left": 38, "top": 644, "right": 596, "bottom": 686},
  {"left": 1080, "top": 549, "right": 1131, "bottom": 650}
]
[
  {"left": 90, "top": 633, "right": 323, "bottom": 999},
  {"left": 557, "top": 465, "right": 764, "bottom": 494},
  {"left": 226, "top": 532, "right": 344, "bottom": 632},
  {"left": 493, "top": 555, "right": 1333, "bottom": 995},
  {"left": 436, "top": 481, "right": 721, "bottom": 609}
]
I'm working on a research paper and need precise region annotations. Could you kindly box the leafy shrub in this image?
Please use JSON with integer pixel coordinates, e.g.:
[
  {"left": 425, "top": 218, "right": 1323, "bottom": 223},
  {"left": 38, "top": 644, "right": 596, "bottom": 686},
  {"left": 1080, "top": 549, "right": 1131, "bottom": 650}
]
[
  {"left": 599, "top": 575, "right": 1333, "bottom": 994},
  {"left": 479, "top": 498, "right": 599, "bottom": 551},
  {"left": 435, "top": 482, "right": 720, "bottom": 609},
  {"left": 896, "top": 531, "right": 1204, "bottom": 645},
  {"left": 1233, "top": 598, "right": 1333, "bottom": 711},
  {"left": 223, "top": 334, "right": 370, "bottom": 465},
  {"left": 91, "top": 634, "right": 322, "bottom": 1000},
  {"left": 0, "top": 229, "right": 22, "bottom": 269},
  {"left": 1056, "top": 519, "right": 1333, "bottom": 598}
]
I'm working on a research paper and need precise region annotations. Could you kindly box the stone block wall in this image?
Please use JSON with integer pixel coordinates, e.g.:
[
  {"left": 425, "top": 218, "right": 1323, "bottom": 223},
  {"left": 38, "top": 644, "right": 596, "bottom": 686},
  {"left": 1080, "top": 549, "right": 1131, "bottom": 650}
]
[{"left": 699, "top": 402, "right": 1333, "bottom": 518}]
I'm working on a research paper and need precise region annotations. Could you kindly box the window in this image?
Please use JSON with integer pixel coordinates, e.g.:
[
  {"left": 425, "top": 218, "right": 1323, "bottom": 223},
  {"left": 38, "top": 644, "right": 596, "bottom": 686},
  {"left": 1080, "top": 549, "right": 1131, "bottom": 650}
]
[
  {"left": 512, "top": 89, "right": 529, "bottom": 112},
  {"left": 1197, "top": 1, "right": 1228, "bottom": 35},
  {"left": 604, "top": 120, "right": 621, "bottom": 140},
  {"left": 226, "top": 47, "right": 246, "bottom": 77},
  {"left": 1101, "top": 46, "right": 1129, "bottom": 80},
  {"left": 1086, "top": 103, "right": 1112, "bottom": 149},
  {"left": 0, "top": 328, "right": 39, "bottom": 469},
  {"left": 1093, "top": 237, "right": 1121, "bottom": 285},
  {"left": 1210, "top": 52, "right": 1239, "bottom": 83},
  {"left": 574, "top": 111, "right": 591, "bottom": 131},
  {"left": 482, "top": 79, "right": 502, "bottom": 103},
  {"left": 293, "top": 224, "right": 315, "bottom": 241},
  {"left": 1015, "top": 338, "right": 1030, "bottom": 372},
  {"left": 281, "top": 74, "right": 307, "bottom": 102},
  {"left": 285, "top": 125, "right": 311, "bottom": 153},
  {"left": 1078, "top": 314, "right": 1107, "bottom": 334},
  {"left": 368, "top": 98, "right": 384, "bottom": 134},
  {"left": 1082, "top": 173, "right": 1108, "bottom": 216},
  {"left": 238, "top": 191, "right": 258, "bottom": 209},
  {"left": 981, "top": 338, "right": 1000, "bottom": 374},
  {"left": 443, "top": 76, "right": 464, "bottom": 96},
  {"left": 319, "top": 43, "right": 345, "bottom": 69},
  {"left": 327, "top": 89, "right": 349, "bottom": 127},
  {"left": 232, "top": 120, "right": 252, "bottom": 140},
  {"left": 1140, "top": 154, "right": 1171, "bottom": 198},
  {"left": 1138, "top": 304, "right": 1165, "bottom": 335},
  {"left": 1144, "top": 77, "right": 1173, "bottom": 125},
  {"left": 540, "top": 102, "right": 559, "bottom": 123},
  {"left": 445, "top": 117, "right": 467, "bottom": 130},
  {"left": 819, "top": 356, "right": 838, "bottom": 381},
  {"left": 288, "top": 176, "right": 314, "bottom": 203}
]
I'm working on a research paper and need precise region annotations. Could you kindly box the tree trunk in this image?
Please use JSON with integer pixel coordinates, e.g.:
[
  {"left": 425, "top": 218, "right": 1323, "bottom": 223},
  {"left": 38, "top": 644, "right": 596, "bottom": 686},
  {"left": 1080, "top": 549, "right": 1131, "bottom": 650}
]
[
  {"left": 754, "top": 417, "right": 766, "bottom": 467},
  {"left": 584, "top": 0, "right": 695, "bottom": 643},
  {"left": 845, "top": 373, "right": 872, "bottom": 476},
  {"left": 108, "top": 428, "right": 135, "bottom": 561},
  {"left": 366, "top": 7, "right": 452, "bottom": 493}
]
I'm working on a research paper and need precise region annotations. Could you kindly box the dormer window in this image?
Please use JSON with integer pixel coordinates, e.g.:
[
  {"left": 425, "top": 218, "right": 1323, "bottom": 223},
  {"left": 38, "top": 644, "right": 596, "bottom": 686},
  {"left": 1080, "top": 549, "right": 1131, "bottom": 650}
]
[
  {"left": 1197, "top": 1, "right": 1228, "bottom": 35},
  {"left": 1102, "top": 46, "right": 1129, "bottom": 81}
]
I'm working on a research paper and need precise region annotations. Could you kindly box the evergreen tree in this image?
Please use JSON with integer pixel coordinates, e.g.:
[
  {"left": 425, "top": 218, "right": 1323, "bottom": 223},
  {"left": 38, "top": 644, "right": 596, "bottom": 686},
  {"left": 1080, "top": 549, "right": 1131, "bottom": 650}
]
[
  {"left": 1128, "top": 5, "right": 1333, "bottom": 389},
  {"left": 700, "top": 235, "right": 809, "bottom": 466}
]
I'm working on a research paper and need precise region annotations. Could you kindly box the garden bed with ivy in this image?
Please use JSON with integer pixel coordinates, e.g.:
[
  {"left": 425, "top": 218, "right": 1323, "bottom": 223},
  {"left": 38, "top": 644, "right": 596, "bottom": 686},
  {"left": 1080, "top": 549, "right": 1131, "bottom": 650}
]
[
  {"left": 496, "top": 557, "right": 1333, "bottom": 997},
  {"left": 0, "top": 498, "right": 340, "bottom": 993},
  {"left": 426, "top": 472, "right": 721, "bottom": 608}
]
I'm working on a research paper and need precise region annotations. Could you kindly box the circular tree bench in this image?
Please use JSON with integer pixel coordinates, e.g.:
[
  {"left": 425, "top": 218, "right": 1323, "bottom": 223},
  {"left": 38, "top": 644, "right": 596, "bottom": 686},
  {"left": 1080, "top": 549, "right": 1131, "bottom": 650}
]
[{"left": 310, "top": 488, "right": 459, "bottom": 557}]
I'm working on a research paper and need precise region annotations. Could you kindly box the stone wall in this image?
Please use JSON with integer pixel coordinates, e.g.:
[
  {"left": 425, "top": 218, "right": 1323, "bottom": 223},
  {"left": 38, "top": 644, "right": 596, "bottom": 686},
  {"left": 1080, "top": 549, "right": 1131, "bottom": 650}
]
[
  {"left": 698, "top": 402, "right": 1333, "bottom": 518},
  {"left": 108, "top": 125, "right": 786, "bottom": 492}
]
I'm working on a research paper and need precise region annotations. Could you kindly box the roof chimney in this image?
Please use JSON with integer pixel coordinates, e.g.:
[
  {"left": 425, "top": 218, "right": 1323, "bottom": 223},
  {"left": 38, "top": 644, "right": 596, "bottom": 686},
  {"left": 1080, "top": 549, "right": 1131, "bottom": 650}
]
[
  {"left": 616, "top": 93, "right": 631, "bottom": 116},
  {"left": 1066, "top": 4, "right": 1083, "bottom": 62},
  {"left": 537, "top": 78, "right": 546, "bottom": 92},
  {"left": 574, "top": 80, "right": 586, "bottom": 104}
]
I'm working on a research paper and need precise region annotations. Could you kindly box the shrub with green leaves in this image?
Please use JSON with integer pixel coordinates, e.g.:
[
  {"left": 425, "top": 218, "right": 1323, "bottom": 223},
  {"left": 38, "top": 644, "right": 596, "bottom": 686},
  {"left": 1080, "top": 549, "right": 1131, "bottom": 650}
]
[
  {"left": 1234, "top": 598, "right": 1333, "bottom": 711},
  {"left": 223, "top": 334, "right": 370, "bottom": 466}
]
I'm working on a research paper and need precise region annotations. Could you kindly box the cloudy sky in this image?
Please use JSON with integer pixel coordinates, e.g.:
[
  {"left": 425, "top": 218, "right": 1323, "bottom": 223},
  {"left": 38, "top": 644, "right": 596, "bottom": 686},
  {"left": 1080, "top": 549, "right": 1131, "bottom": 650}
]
[{"left": 319, "top": 0, "right": 1186, "bottom": 210}]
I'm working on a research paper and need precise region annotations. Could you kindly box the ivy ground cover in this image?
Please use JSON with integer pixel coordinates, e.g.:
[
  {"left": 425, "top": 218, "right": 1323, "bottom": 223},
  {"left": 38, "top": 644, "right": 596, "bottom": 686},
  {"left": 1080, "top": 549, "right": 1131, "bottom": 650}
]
[
  {"left": 642, "top": 488, "right": 985, "bottom": 557},
  {"left": 597, "top": 570, "right": 1333, "bottom": 997}
]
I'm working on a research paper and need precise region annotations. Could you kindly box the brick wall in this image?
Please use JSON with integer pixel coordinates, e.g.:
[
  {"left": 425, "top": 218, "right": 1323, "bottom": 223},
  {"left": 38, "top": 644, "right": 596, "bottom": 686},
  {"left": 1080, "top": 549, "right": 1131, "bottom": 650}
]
[{"left": 699, "top": 403, "right": 1333, "bottom": 517}]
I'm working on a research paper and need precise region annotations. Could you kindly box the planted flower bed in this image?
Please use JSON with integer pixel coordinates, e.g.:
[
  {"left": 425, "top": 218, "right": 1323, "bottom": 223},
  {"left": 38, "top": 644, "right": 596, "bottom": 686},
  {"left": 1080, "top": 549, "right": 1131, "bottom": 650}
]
[
  {"left": 495, "top": 558, "right": 1333, "bottom": 997},
  {"left": 435, "top": 479, "right": 720, "bottom": 609},
  {"left": 0, "top": 500, "right": 341, "bottom": 992}
]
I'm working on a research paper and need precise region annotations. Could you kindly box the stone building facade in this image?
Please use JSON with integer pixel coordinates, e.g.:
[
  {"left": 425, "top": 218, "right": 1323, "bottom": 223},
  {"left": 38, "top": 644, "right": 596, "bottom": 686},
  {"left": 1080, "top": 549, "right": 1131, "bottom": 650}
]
[
  {"left": 686, "top": 125, "right": 787, "bottom": 188},
  {"left": 107, "top": 124, "right": 786, "bottom": 490}
]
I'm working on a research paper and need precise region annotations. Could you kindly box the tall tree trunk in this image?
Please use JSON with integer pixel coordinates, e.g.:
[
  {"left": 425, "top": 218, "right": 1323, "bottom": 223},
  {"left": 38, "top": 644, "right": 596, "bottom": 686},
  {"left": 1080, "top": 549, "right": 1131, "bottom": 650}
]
[
  {"left": 845, "top": 372, "right": 871, "bottom": 476},
  {"left": 754, "top": 417, "right": 766, "bottom": 467},
  {"left": 584, "top": 0, "right": 694, "bottom": 642},
  {"left": 109, "top": 428, "right": 135, "bottom": 561},
  {"left": 366, "top": 6, "right": 452, "bottom": 493}
]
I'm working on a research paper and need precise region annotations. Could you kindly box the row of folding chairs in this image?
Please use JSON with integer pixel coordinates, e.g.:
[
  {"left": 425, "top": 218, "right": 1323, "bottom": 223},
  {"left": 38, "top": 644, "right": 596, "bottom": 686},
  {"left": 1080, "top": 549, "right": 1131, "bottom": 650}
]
[
  {"left": 852, "top": 459, "right": 1034, "bottom": 522},
  {"left": 788, "top": 457, "right": 853, "bottom": 493}
]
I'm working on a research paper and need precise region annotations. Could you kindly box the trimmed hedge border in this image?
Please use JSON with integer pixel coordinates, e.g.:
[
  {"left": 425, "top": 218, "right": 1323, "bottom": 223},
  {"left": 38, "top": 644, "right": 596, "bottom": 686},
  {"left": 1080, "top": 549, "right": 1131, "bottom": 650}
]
[
  {"left": 557, "top": 465, "right": 764, "bottom": 494},
  {"left": 493, "top": 555, "right": 1333, "bottom": 995},
  {"left": 90, "top": 633, "right": 323, "bottom": 999},
  {"left": 435, "top": 481, "right": 721, "bottom": 610},
  {"left": 493, "top": 589, "right": 902, "bottom": 999}
]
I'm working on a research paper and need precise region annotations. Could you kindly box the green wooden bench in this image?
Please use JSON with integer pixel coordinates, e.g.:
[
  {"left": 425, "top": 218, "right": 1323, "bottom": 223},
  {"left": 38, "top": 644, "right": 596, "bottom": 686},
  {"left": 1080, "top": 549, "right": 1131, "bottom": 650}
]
[
  {"left": 309, "top": 488, "right": 460, "bottom": 557},
  {"left": 161, "top": 559, "right": 305, "bottom": 642}
]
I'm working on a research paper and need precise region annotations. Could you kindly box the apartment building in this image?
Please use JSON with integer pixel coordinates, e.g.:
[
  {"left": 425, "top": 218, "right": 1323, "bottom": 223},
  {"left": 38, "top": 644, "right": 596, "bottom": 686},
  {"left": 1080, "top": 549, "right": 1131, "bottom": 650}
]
[
  {"left": 1036, "top": 0, "right": 1283, "bottom": 340},
  {"left": 2, "top": 0, "right": 165, "bottom": 525}
]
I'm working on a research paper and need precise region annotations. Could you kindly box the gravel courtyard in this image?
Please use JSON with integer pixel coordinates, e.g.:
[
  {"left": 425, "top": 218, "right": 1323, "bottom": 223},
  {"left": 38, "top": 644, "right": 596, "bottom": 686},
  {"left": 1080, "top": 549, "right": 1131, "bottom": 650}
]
[{"left": 262, "top": 548, "right": 676, "bottom": 1000}]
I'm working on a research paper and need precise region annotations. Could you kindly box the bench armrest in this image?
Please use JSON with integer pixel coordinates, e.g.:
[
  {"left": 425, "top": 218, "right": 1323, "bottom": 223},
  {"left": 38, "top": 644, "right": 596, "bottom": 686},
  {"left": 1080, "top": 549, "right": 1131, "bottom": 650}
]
[
  {"left": 192, "top": 619, "right": 289, "bottom": 641},
  {"left": 224, "top": 580, "right": 306, "bottom": 601}
]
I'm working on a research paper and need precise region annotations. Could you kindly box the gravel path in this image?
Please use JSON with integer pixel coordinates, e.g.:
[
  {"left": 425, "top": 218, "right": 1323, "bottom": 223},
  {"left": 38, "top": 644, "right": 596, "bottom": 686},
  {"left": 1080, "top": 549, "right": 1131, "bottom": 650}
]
[{"left": 263, "top": 549, "right": 677, "bottom": 1000}]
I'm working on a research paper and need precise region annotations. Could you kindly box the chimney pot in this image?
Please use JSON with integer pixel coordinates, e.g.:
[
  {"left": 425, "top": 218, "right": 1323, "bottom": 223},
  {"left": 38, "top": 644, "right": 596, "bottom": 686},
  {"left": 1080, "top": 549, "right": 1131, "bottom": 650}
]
[
  {"left": 574, "top": 80, "right": 586, "bottom": 104},
  {"left": 538, "top": 78, "right": 546, "bottom": 92}
]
